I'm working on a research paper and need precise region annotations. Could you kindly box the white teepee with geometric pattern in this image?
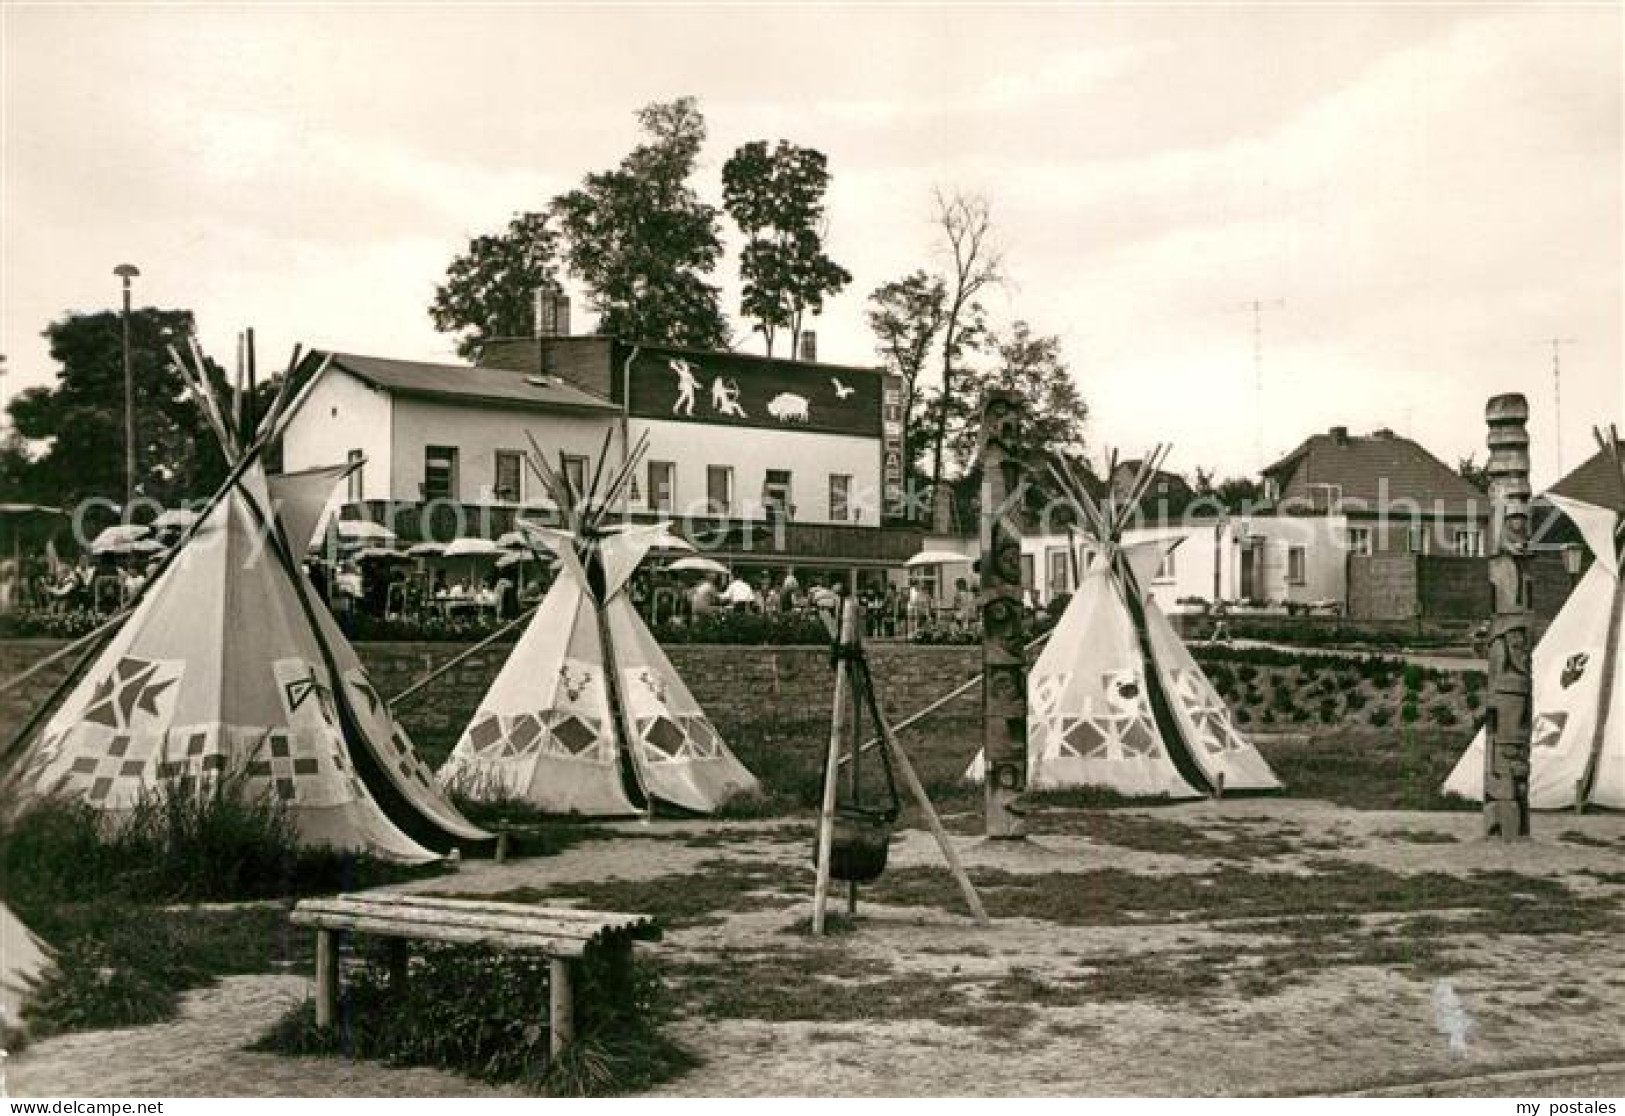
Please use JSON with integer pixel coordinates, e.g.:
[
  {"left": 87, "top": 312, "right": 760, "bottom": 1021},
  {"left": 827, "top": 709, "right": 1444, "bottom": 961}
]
[
  {"left": 6, "top": 346, "right": 489, "bottom": 862},
  {"left": 1444, "top": 431, "right": 1625, "bottom": 809},
  {"left": 439, "top": 432, "right": 759, "bottom": 815},
  {"left": 968, "top": 448, "right": 1282, "bottom": 798}
]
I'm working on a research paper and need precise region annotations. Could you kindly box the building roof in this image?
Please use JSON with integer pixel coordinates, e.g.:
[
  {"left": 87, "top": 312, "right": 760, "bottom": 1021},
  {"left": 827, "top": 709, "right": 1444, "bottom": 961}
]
[
  {"left": 1549, "top": 443, "right": 1625, "bottom": 512},
  {"left": 322, "top": 351, "right": 619, "bottom": 413},
  {"left": 1263, "top": 426, "right": 1485, "bottom": 516}
]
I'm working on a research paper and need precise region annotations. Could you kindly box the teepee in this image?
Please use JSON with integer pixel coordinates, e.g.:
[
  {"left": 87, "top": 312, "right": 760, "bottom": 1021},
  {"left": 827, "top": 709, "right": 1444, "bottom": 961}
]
[
  {"left": 439, "top": 431, "right": 759, "bottom": 815},
  {"left": 4, "top": 343, "right": 489, "bottom": 862},
  {"left": 1444, "top": 429, "right": 1625, "bottom": 810},
  {"left": 969, "top": 449, "right": 1282, "bottom": 798},
  {"left": 1, "top": 902, "right": 52, "bottom": 1034}
]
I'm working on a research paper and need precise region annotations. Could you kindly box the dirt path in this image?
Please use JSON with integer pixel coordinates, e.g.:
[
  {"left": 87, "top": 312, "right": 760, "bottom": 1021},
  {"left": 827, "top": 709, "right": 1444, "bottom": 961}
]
[{"left": 10, "top": 802, "right": 1625, "bottom": 1098}]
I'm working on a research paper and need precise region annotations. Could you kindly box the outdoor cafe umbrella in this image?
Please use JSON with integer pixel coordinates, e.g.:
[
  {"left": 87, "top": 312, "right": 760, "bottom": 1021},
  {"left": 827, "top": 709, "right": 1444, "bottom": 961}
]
[
  {"left": 600, "top": 522, "right": 696, "bottom": 553},
  {"left": 443, "top": 536, "right": 501, "bottom": 586},
  {"left": 903, "top": 549, "right": 974, "bottom": 568},
  {"left": 89, "top": 525, "right": 159, "bottom": 556},
  {"left": 151, "top": 508, "right": 200, "bottom": 531},
  {"left": 406, "top": 541, "right": 445, "bottom": 558},
  {"left": 336, "top": 520, "right": 397, "bottom": 546},
  {"left": 667, "top": 555, "right": 729, "bottom": 577}
]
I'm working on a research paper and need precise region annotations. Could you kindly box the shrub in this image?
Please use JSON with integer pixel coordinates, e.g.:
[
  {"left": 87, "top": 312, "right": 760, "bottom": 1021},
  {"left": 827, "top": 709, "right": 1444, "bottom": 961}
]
[
  {"left": 1403, "top": 665, "right": 1426, "bottom": 693},
  {"left": 1464, "top": 689, "right": 1483, "bottom": 711},
  {"left": 1369, "top": 706, "right": 1394, "bottom": 728},
  {"left": 1318, "top": 700, "right": 1340, "bottom": 724},
  {"left": 1401, "top": 701, "right": 1421, "bottom": 725},
  {"left": 1427, "top": 702, "right": 1459, "bottom": 727},
  {"left": 654, "top": 610, "right": 831, "bottom": 646}
]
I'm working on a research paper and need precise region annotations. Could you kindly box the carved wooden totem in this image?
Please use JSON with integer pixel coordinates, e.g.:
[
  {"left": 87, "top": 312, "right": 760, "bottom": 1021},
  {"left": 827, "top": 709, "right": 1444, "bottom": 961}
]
[
  {"left": 978, "top": 390, "right": 1028, "bottom": 839},
  {"left": 1483, "top": 393, "right": 1534, "bottom": 841}
]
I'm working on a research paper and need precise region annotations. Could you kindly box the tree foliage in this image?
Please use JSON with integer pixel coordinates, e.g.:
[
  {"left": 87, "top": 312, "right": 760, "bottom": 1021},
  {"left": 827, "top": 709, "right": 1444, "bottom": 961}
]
[
  {"left": 429, "top": 212, "right": 560, "bottom": 359},
  {"left": 926, "top": 189, "right": 1002, "bottom": 530},
  {"left": 552, "top": 97, "right": 728, "bottom": 349},
  {"left": 721, "top": 140, "right": 851, "bottom": 356},
  {"left": 6, "top": 310, "right": 233, "bottom": 509},
  {"left": 948, "top": 321, "right": 1089, "bottom": 472}
]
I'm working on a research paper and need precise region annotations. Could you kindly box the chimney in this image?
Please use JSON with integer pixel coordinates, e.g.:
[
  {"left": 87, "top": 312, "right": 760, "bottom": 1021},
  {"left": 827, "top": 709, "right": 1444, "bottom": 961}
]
[
  {"left": 1329, "top": 425, "right": 1349, "bottom": 445},
  {"left": 797, "top": 329, "right": 817, "bottom": 363},
  {"left": 1372, "top": 427, "right": 1395, "bottom": 439},
  {"left": 533, "top": 287, "right": 570, "bottom": 338}
]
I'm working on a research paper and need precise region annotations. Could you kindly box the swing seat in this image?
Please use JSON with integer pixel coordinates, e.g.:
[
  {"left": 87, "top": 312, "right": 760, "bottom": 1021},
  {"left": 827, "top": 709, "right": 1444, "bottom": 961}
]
[{"left": 822, "top": 807, "right": 895, "bottom": 884}]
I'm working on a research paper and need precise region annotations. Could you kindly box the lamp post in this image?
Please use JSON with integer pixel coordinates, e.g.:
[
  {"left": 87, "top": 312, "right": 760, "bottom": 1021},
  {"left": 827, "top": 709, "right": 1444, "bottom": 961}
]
[{"left": 114, "top": 264, "right": 140, "bottom": 509}]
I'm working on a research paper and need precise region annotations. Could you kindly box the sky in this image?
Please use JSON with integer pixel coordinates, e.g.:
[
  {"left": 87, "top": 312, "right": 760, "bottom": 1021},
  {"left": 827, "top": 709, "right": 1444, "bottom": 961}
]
[{"left": 2, "top": 2, "right": 1620, "bottom": 487}]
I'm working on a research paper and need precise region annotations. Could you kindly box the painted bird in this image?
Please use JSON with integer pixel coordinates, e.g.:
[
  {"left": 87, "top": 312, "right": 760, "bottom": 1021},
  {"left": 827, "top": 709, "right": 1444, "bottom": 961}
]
[{"left": 831, "top": 377, "right": 855, "bottom": 400}]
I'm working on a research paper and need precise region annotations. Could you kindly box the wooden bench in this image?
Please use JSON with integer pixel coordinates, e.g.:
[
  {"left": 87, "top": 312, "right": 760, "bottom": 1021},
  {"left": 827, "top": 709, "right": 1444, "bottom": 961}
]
[{"left": 290, "top": 892, "right": 662, "bottom": 1059}]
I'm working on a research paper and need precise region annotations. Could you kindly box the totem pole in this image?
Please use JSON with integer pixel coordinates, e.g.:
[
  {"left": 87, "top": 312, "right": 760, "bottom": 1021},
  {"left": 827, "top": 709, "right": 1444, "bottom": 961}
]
[
  {"left": 978, "top": 390, "right": 1028, "bottom": 839},
  {"left": 1483, "top": 393, "right": 1534, "bottom": 841}
]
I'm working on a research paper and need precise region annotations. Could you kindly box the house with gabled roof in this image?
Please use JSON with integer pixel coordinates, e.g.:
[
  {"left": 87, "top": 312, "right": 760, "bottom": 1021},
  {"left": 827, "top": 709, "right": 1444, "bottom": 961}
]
[{"left": 1262, "top": 425, "right": 1490, "bottom": 559}]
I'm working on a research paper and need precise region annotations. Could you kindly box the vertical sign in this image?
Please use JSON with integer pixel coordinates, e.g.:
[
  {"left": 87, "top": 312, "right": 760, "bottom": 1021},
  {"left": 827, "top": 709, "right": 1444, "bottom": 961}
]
[{"left": 881, "top": 374, "right": 906, "bottom": 522}]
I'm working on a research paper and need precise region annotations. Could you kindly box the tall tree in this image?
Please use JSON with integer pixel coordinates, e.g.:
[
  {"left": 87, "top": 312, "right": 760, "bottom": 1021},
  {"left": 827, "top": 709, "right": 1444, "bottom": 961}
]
[
  {"left": 866, "top": 271, "right": 947, "bottom": 518},
  {"left": 949, "top": 321, "right": 1088, "bottom": 471},
  {"left": 429, "top": 212, "right": 560, "bottom": 359},
  {"left": 927, "top": 189, "right": 1002, "bottom": 532},
  {"left": 553, "top": 96, "right": 728, "bottom": 349},
  {"left": 6, "top": 310, "right": 231, "bottom": 509},
  {"left": 722, "top": 140, "right": 852, "bottom": 356}
]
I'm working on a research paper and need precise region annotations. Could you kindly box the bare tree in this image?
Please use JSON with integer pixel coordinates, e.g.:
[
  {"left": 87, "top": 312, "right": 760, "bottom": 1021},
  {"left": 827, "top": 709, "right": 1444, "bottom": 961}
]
[{"left": 927, "top": 188, "right": 1003, "bottom": 533}]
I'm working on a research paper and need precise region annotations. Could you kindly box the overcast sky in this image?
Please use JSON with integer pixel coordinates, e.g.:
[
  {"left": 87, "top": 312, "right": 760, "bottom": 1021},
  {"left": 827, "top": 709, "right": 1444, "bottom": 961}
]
[{"left": 2, "top": 3, "right": 1619, "bottom": 486}]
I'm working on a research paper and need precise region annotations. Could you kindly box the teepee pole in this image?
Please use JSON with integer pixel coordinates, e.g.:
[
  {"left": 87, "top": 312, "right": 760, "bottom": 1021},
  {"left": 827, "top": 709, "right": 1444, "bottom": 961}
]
[
  {"left": 857, "top": 655, "right": 989, "bottom": 926},
  {"left": 812, "top": 598, "right": 858, "bottom": 935},
  {"left": 387, "top": 604, "right": 538, "bottom": 711},
  {"left": 1575, "top": 428, "right": 1625, "bottom": 808}
]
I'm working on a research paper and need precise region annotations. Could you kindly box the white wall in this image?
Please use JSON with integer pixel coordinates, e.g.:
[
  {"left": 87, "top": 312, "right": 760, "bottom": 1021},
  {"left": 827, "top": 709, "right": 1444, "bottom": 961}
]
[
  {"left": 1020, "top": 515, "right": 1351, "bottom": 610},
  {"left": 629, "top": 417, "right": 882, "bottom": 526},
  {"left": 390, "top": 399, "right": 614, "bottom": 505},
  {"left": 279, "top": 369, "right": 392, "bottom": 500}
]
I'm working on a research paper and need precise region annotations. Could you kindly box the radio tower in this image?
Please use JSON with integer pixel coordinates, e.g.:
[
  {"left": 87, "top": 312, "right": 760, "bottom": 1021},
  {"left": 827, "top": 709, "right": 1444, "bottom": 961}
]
[
  {"left": 1535, "top": 337, "right": 1577, "bottom": 475},
  {"left": 1233, "top": 298, "right": 1285, "bottom": 469}
]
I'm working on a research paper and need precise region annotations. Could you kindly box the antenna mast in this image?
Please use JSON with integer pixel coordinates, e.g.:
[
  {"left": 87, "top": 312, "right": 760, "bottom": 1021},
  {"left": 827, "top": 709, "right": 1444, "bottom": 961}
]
[
  {"left": 1534, "top": 337, "right": 1577, "bottom": 475},
  {"left": 1232, "top": 298, "right": 1285, "bottom": 469}
]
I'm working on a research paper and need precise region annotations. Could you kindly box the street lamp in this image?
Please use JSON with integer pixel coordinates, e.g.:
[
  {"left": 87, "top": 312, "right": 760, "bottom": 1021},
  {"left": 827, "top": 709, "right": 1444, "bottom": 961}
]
[{"left": 114, "top": 264, "right": 140, "bottom": 509}]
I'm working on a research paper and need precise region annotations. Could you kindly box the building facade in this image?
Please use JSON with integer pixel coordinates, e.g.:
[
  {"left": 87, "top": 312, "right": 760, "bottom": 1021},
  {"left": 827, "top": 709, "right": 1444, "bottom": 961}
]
[{"left": 278, "top": 338, "right": 921, "bottom": 580}]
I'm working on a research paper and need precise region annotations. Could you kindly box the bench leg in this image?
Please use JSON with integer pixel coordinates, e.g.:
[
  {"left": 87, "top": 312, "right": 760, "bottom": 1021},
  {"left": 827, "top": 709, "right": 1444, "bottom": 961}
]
[
  {"left": 315, "top": 929, "right": 339, "bottom": 1030},
  {"left": 549, "top": 957, "right": 575, "bottom": 1061}
]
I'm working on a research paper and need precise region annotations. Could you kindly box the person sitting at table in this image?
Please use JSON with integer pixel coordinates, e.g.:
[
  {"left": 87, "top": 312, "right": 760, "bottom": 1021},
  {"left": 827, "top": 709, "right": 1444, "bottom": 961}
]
[{"left": 431, "top": 569, "right": 449, "bottom": 598}]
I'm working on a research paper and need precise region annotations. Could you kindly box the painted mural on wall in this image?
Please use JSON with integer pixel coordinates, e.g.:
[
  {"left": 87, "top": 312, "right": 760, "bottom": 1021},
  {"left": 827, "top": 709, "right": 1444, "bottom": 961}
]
[{"left": 626, "top": 347, "right": 883, "bottom": 438}]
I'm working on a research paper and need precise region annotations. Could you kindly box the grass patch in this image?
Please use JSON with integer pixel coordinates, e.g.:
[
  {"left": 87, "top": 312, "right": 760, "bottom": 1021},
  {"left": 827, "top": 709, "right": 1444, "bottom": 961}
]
[
  {"left": 2, "top": 787, "right": 441, "bottom": 907},
  {"left": 254, "top": 941, "right": 695, "bottom": 1096},
  {"left": 14, "top": 900, "right": 309, "bottom": 1038}
]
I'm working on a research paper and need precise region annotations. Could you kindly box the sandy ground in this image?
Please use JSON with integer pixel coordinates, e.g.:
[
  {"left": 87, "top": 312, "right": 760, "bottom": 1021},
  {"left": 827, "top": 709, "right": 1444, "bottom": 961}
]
[{"left": 11, "top": 799, "right": 1625, "bottom": 1098}]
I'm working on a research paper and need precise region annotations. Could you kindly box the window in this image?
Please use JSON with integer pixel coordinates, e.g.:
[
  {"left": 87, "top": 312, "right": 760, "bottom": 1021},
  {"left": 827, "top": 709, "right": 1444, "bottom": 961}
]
[
  {"left": 1346, "top": 526, "right": 1373, "bottom": 557},
  {"left": 1454, "top": 529, "right": 1484, "bottom": 557},
  {"left": 1287, "top": 546, "right": 1307, "bottom": 585},
  {"left": 561, "top": 454, "right": 588, "bottom": 499},
  {"left": 829, "top": 474, "right": 852, "bottom": 522},
  {"left": 764, "top": 469, "right": 793, "bottom": 518},
  {"left": 1408, "top": 525, "right": 1430, "bottom": 555},
  {"left": 424, "top": 446, "right": 458, "bottom": 501},
  {"left": 493, "top": 451, "right": 523, "bottom": 503},
  {"left": 346, "top": 449, "right": 364, "bottom": 502},
  {"left": 1155, "top": 548, "right": 1177, "bottom": 583},
  {"left": 707, "top": 465, "right": 733, "bottom": 515},
  {"left": 1020, "top": 553, "right": 1036, "bottom": 592},
  {"left": 1263, "top": 477, "right": 1281, "bottom": 502},
  {"left": 648, "top": 461, "right": 675, "bottom": 512},
  {"left": 1046, "top": 546, "right": 1071, "bottom": 596}
]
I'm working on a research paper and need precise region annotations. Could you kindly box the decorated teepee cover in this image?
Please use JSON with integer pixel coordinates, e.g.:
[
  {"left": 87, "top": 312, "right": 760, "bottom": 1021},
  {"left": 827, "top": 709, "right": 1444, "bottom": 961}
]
[
  {"left": 8, "top": 344, "right": 488, "bottom": 862},
  {"left": 440, "top": 431, "right": 759, "bottom": 815},
  {"left": 968, "top": 448, "right": 1281, "bottom": 798},
  {"left": 0, "top": 902, "right": 53, "bottom": 1034},
  {"left": 1444, "top": 430, "right": 1625, "bottom": 809}
]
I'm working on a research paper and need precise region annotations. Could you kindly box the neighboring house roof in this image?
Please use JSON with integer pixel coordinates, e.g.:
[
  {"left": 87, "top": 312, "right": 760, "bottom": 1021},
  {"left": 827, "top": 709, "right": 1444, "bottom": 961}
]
[
  {"left": 1263, "top": 426, "right": 1485, "bottom": 516},
  {"left": 317, "top": 351, "right": 619, "bottom": 413},
  {"left": 1549, "top": 444, "right": 1625, "bottom": 513}
]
